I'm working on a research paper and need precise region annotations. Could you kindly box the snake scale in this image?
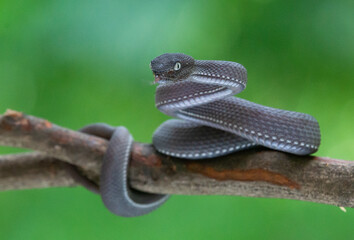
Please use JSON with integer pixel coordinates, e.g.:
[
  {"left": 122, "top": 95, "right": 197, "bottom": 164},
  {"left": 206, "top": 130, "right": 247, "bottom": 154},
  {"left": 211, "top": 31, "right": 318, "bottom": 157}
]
[{"left": 79, "top": 53, "right": 321, "bottom": 217}]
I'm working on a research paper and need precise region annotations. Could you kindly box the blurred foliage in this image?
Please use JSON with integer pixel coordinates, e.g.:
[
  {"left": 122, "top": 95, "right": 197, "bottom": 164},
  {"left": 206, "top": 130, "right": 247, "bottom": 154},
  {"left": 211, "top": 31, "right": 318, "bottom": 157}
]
[{"left": 0, "top": 0, "right": 353, "bottom": 239}]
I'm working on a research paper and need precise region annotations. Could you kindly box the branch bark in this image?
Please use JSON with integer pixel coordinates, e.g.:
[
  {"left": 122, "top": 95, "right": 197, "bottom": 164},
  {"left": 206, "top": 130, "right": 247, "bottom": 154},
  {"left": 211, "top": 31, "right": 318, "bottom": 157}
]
[
  {"left": 0, "top": 152, "right": 77, "bottom": 190},
  {"left": 0, "top": 110, "right": 353, "bottom": 208}
]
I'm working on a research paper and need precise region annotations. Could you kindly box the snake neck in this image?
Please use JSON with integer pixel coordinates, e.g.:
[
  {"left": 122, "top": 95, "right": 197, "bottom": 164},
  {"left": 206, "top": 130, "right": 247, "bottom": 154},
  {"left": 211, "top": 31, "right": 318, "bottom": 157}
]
[{"left": 193, "top": 60, "right": 247, "bottom": 86}]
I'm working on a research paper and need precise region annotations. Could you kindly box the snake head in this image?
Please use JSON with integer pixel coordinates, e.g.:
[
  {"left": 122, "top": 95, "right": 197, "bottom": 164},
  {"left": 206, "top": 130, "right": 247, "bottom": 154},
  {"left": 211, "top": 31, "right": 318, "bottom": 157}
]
[{"left": 150, "top": 53, "right": 195, "bottom": 83}]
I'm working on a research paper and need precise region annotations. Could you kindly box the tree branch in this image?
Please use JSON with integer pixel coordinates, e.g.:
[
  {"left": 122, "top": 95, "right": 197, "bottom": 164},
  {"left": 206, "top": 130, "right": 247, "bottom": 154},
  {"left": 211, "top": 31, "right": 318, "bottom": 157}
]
[
  {"left": 0, "top": 152, "right": 77, "bottom": 190},
  {"left": 0, "top": 110, "right": 353, "bottom": 208}
]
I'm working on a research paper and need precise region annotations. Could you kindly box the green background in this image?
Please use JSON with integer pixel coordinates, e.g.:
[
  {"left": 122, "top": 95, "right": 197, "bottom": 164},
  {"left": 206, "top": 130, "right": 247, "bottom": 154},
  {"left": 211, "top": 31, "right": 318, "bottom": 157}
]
[{"left": 0, "top": 0, "right": 353, "bottom": 239}]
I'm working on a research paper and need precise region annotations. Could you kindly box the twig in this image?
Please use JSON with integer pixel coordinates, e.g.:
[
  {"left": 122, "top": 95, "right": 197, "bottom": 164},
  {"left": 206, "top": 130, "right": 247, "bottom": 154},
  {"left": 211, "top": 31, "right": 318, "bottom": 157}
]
[{"left": 0, "top": 110, "right": 353, "bottom": 207}]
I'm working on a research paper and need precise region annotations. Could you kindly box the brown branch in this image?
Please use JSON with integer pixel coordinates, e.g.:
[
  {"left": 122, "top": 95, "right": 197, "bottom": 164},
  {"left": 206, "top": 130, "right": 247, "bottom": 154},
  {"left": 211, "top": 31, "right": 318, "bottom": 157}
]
[
  {"left": 0, "top": 110, "right": 353, "bottom": 208},
  {"left": 0, "top": 152, "right": 77, "bottom": 190}
]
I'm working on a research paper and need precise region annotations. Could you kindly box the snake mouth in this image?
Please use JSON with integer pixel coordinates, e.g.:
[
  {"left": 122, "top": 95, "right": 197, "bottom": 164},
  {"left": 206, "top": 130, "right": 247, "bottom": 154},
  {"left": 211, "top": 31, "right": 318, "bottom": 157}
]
[
  {"left": 154, "top": 74, "right": 162, "bottom": 83},
  {"left": 153, "top": 71, "right": 175, "bottom": 83}
]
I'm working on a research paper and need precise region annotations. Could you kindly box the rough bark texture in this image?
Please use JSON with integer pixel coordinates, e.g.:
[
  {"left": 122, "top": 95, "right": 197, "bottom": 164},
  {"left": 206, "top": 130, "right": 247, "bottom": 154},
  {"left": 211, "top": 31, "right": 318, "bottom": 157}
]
[
  {"left": 0, "top": 110, "right": 353, "bottom": 208},
  {"left": 0, "top": 152, "right": 77, "bottom": 190}
]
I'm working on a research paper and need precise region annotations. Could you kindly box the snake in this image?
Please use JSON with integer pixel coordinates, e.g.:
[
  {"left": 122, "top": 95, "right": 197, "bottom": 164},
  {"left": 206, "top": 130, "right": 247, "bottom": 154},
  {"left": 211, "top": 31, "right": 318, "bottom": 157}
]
[{"left": 78, "top": 53, "right": 321, "bottom": 217}]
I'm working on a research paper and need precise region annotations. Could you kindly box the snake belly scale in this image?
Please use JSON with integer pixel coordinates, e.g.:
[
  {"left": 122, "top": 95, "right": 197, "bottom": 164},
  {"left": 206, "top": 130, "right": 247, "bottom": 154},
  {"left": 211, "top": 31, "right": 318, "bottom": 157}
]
[{"left": 81, "top": 53, "right": 321, "bottom": 217}]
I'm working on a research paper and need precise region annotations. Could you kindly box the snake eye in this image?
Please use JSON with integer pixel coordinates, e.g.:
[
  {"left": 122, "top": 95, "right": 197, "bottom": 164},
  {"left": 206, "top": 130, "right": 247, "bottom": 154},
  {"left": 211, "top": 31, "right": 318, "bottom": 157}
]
[{"left": 174, "top": 62, "right": 181, "bottom": 71}]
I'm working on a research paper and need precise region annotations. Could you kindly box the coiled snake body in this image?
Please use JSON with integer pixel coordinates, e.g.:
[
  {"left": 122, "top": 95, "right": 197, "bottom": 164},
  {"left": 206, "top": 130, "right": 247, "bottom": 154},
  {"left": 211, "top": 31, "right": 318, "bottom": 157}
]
[{"left": 81, "top": 53, "right": 321, "bottom": 217}]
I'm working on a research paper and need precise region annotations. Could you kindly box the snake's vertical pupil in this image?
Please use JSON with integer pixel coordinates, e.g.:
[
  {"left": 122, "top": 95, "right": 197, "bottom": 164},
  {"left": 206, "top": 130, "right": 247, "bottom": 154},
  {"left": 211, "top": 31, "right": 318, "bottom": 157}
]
[{"left": 174, "top": 62, "right": 181, "bottom": 71}]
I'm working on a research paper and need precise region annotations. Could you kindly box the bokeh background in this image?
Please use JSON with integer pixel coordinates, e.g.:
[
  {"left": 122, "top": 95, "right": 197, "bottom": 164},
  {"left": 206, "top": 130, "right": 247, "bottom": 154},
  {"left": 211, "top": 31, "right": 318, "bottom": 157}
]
[{"left": 0, "top": 0, "right": 353, "bottom": 239}]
